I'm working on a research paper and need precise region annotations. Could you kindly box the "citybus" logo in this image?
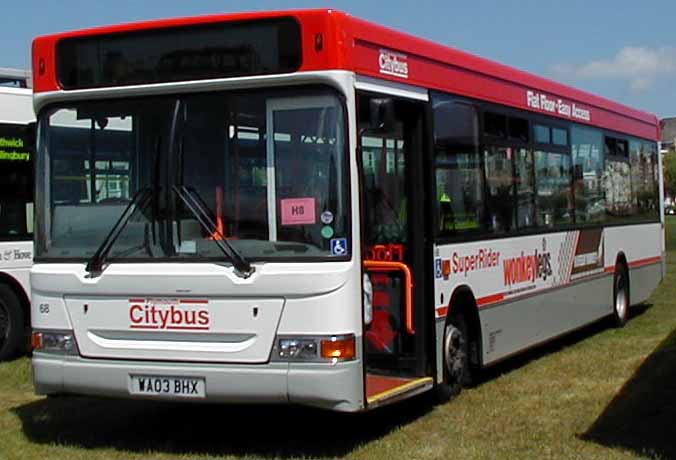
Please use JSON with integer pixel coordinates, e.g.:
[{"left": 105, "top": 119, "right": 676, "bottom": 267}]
[
  {"left": 128, "top": 299, "right": 210, "bottom": 330},
  {"left": 503, "top": 250, "right": 553, "bottom": 286},
  {"left": 379, "top": 49, "right": 409, "bottom": 79}
]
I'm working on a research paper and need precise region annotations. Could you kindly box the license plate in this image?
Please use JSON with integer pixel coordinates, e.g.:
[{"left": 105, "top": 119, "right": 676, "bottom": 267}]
[{"left": 130, "top": 375, "right": 206, "bottom": 398}]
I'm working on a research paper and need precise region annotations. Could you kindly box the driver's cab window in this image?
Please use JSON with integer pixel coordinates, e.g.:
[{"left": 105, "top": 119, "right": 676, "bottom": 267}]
[{"left": 178, "top": 91, "right": 349, "bottom": 259}]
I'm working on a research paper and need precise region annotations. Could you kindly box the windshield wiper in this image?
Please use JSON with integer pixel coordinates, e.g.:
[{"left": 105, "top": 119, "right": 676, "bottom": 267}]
[
  {"left": 85, "top": 187, "right": 153, "bottom": 277},
  {"left": 172, "top": 185, "right": 254, "bottom": 279}
]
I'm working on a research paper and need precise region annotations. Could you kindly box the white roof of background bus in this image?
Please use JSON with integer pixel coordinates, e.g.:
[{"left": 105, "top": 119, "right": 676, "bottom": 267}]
[
  {"left": 0, "top": 87, "right": 35, "bottom": 124},
  {"left": 0, "top": 67, "right": 31, "bottom": 86}
]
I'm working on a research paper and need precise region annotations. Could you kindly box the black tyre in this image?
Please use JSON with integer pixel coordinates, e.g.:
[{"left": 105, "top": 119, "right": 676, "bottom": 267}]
[
  {"left": 0, "top": 284, "right": 25, "bottom": 361},
  {"left": 611, "top": 263, "right": 630, "bottom": 328},
  {"left": 436, "top": 311, "right": 472, "bottom": 401}
]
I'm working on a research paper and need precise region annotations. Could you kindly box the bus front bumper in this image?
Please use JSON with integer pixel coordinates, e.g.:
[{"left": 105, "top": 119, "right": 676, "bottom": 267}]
[{"left": 32, "top": 353, "right": 364, "bottom": 412}]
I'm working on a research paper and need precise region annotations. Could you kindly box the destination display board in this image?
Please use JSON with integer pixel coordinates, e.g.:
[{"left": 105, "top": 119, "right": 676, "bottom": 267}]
[
  {"left": 56, "top": 17, "right": 301, "bottom": 89},
  {"left": 0, "top": 123, "right": 31, "bottom": 162},
  {"left": 0, "top": 123, "right": 33, "bottom": 239}
]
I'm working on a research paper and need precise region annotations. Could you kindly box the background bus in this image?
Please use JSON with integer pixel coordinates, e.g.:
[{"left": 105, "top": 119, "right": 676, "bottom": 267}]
[
  {"left": 0, "top": 68, "right": 34, "bottom": 361},
  {"left": 30, "top": 10, "right": 663, "bottom": 411}
]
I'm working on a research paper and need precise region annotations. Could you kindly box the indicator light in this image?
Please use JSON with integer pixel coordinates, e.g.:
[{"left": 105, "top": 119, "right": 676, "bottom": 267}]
[{"left": 321, "top": 335, "right": 356, "bottom": 360}]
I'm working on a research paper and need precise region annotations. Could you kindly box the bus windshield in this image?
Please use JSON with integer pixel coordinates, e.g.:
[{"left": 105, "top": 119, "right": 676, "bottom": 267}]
[{"left": 36, "top": 88, "right": 350, "bottom": 262}]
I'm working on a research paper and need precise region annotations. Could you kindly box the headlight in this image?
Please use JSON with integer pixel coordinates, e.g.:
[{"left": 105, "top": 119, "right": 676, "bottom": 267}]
[
  {"left": 277, "top": 338, "right": 318, "bottom": 360},
  {"left": 32, "top": 330, "right": 79, "bottom": 355},
  {"left": 272, "top": 334, "right": 356, "bottom": 363},
  {"left": 363, "top": 273, "right": 373, "bottom": 326}
]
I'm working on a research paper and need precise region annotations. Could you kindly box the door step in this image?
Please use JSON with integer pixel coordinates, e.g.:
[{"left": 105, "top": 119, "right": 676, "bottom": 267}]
[{"left": 366, "top": 373, "right": 434, "bottom": 408}]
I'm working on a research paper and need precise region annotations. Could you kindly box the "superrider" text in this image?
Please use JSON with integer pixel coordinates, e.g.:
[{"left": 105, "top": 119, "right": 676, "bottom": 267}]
[{"left": 452, "top": 248, "right": 500, "bottom": 277}]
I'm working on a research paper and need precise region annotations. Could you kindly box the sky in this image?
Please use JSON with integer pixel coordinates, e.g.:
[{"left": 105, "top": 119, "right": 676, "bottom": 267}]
[{"left": 4, "top": 0, "right": 676, "bottom": 118}]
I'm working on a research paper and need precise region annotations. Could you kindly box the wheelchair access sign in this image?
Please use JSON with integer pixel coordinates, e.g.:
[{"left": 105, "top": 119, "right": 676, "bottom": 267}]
[{"left": 330, "top": 238, "right": 348, "bottom": 256}]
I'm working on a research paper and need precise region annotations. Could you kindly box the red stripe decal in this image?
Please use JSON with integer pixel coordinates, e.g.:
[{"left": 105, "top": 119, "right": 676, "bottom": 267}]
[
  {"left": 179, "top": 299, "right": 209, "bottom": 304},
  {"left": 604, "top": 256, "right": 661, "bottom": 273},
  {"left": 478, "top": 293, "right": 505, "bottom": 307},
  {"left": 130, "top": 324, "right": 159, "bottom": 329},
  {"left": 629, "top": 256, "right": 662, "bottom": 269},
  {"left": 129, "top": 298, "right": 145, "bottom": 303},
  {"left": 165, "top": 325, "right": 210, "bottom": 330}
]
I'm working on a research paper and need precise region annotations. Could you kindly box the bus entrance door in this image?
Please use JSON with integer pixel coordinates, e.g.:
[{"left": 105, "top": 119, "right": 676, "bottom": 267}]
[{"left": 359, "top": 94, "right": 433, "bottom": 407}]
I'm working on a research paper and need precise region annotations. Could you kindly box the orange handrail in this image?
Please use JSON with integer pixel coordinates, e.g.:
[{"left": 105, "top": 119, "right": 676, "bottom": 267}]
[{"left": 363, "top": 260, "right": 414, "bottom": 335}]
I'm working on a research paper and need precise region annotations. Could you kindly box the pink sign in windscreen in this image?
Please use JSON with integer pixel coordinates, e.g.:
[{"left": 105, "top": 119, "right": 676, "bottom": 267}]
[{"left": 280, "top": 198, "right": 316, "bottom": 225}]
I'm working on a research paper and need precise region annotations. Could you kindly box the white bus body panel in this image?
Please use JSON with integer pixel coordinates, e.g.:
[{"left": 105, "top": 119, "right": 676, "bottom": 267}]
[
  {"left": 0, "top": 241, "right": 33, "bottom": 299},
  {"left": 31, "top": 259, "right": 365, "bottom": 410},
  {"left": 31, "top": 71, "right": 366, "bottom": 411},
  {"left": 0, "top": 87, "right": 34, "bottom": 301},
  {"left": 433, "top": 223, "right": 662, "bottom": 371},
  {"left": 31, "top": 261, "right": 358, "bottom": 362}
]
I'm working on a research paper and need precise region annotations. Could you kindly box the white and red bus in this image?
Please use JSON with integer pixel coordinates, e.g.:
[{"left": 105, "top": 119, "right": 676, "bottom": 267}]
[
  {"left": 30, "top": 9, "right": 663, "bottom": 411},
  {"left": 0, "top": 69, "right": 34, "bottom": 361}
]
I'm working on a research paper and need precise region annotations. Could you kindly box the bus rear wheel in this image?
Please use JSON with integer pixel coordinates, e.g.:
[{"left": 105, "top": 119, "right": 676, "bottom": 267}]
[
  {"left": 0, "top": 284, "right": 24, "bottom": 361},
  {"left": 612, "top": 264, "right": 630, "bottom": 327}
]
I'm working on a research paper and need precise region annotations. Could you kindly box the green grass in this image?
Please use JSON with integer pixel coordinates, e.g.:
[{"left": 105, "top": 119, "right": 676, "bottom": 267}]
[{"left": 2, "top": 220, "right": 676, "bottom": 460}]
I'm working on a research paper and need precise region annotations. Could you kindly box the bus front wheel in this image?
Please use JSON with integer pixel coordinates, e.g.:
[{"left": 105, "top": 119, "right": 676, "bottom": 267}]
[
  {"left": 436, "top": 312, "right": 471, "bottom": 401},
  {"left": 0, "top": 284, "right": 24, "bottom": 361},
  {"left": 611, "top": 263, "right": 630, "bottom": 327}
]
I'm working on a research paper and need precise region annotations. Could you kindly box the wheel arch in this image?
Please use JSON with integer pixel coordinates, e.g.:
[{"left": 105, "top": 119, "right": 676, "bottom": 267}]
[
  {"left": 0, "top": 271, "right": 31, "bottom": 331},
  {"left": 447, "top": 285, "right": 483, "bottom": 368}
]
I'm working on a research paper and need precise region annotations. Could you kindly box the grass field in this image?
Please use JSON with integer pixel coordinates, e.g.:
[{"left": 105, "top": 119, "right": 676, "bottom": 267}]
[{"left": 2, "top": 222, "right": 676, "bottom": 460}]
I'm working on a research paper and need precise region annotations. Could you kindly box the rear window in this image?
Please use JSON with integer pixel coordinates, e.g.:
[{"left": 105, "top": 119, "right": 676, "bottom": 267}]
[{"left": 57, "top": 17, "right": 302, "bottom": 89}]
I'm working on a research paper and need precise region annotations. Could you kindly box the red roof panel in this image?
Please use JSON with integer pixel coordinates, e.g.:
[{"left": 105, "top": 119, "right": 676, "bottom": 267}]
[{"left": 31, "top": 8, "right": 658, "bottom": 139}]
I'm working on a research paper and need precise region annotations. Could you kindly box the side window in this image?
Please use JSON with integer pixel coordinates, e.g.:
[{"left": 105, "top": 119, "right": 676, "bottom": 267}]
[
  {"left": 484, "top": 112, "right": 529, "bottom": 143},
  {"left": 508, "top": 117, "right": 529, "bottom": 142},
  {"left": 572, "top": 126, "right": 604, "bottom": 224},
  {"left": 648, "top": 142, "right": 660, "bottom": 219},
  {"left": 432, "top": 95, "right": 484, "bottom": 236},
  {"left": 535, "top": 124, "right": 551, "bottom": 144},
  {"left": 483, "top": 112, "right": 507, "bottom": 138},
  {"left": 533, "top": 122, "right": 572, "bottom": 228},
  {"left": 552, "top": 128, "right": 568, "bottom": 146},
  {"left": 484, "top": 146, "right": 515, "bottom": 232},
  {"left": 534, "top": 151, "right": 573, "bottom": 227},
  {"left": 632, "top": 141, "right": 659, "bottom": 220},
  {"left": 514, "top": 148, "right": 535, "bottom": 229},
  {"left": 603, "top": 136, "right": 632, "bottom": 223},
  {"left": 629, "top": 139, "right": 642, "bottom": 217},
  {"left": 481, "top": 111, "right": 533, "bottom": 233},
  {"left": 603, "top": 160, "right": 632, "bottom": 222}
]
